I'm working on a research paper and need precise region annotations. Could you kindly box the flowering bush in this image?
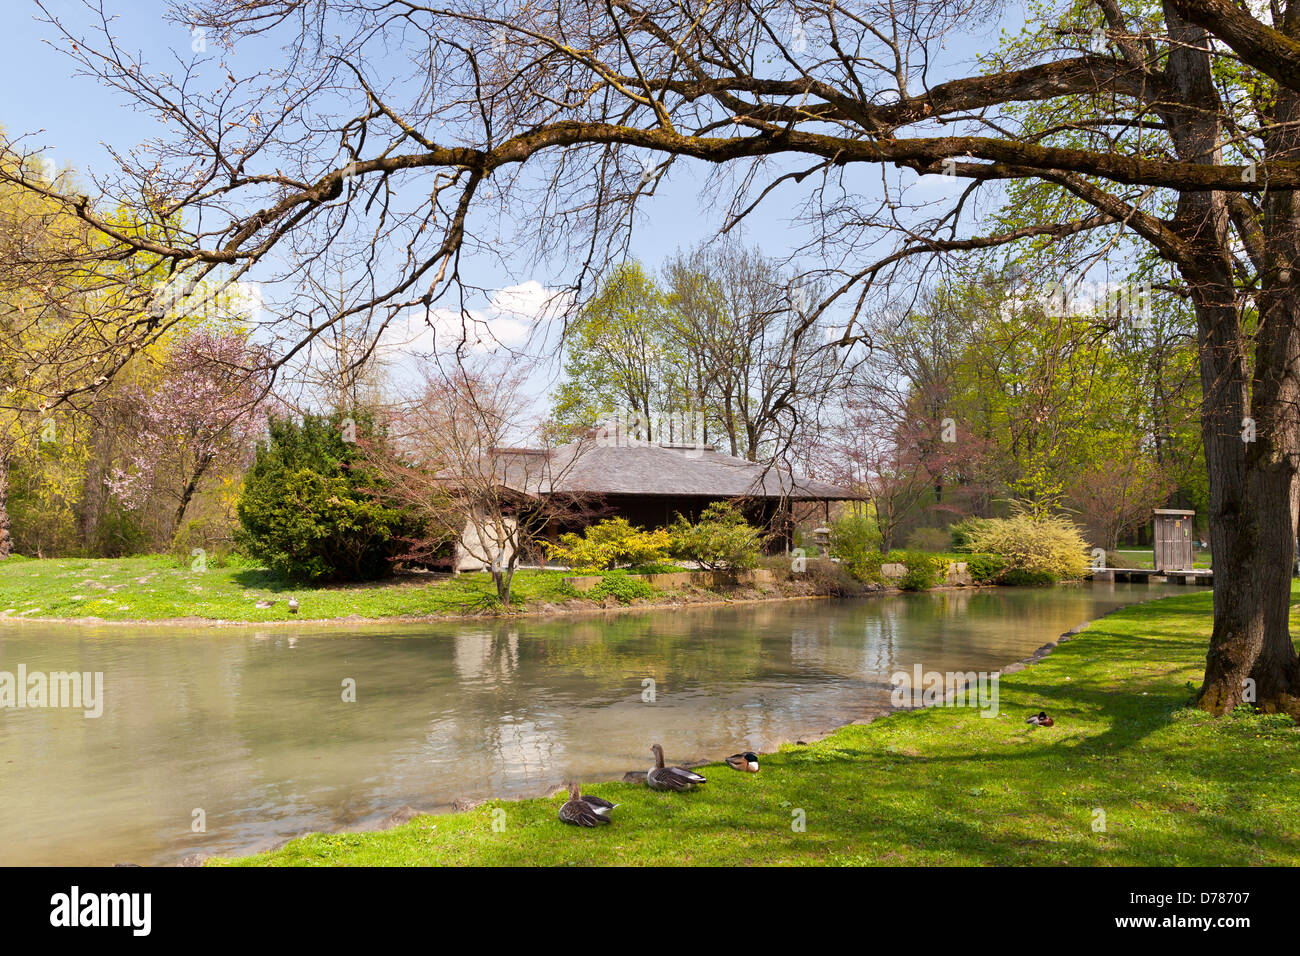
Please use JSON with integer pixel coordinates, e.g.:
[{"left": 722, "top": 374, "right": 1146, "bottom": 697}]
[{"left": 105, "top": 330, "right": 268, "bottom": 538}]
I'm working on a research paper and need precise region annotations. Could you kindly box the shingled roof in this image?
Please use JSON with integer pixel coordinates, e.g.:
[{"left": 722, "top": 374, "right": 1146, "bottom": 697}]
[{"left": 497, "top": 439, "right": 858, "bottom": 500}]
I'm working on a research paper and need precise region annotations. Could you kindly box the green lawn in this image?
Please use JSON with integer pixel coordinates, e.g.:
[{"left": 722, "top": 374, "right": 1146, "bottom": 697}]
[
  {"left": 216, "top": 589, "right": 1300, "bottom": 866},
  {"left": 0, "top": 554, "right": 579, "bottom": 622},
  {"left": 1113, "top": 548, "right": 1213, "bottom": 570}
]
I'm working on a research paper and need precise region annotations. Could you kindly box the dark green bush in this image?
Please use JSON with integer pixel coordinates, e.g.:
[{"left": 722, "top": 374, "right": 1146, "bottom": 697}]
[
  {"left": 236, "top": 412, "right": 419, "bottom": 581},
  {"left": 589, "top": 569, "right": 656, "bottom": 603},
  {"left": 1000, "top": 567, "right": 1057, "bottom": 587},
  {"left": 965, "top": 552, "right": 1008, "bottom": 584},
  {"left": 897, "top": 550, "right": 947, "bottom": 591}
]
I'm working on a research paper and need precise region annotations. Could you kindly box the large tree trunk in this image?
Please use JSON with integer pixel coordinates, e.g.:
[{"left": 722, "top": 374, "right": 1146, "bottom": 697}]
[
  {"left": 1160, "top": 4, "right": 1300, "bottom": 716},
  {"left": 1180, "top": 243, "right": 1300, "bottom": 718},
  {"left": 1200, "top": 68, "right": 1300, "bottom": 717}
]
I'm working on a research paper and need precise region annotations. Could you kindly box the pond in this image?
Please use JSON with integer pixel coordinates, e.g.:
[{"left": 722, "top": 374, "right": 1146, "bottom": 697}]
[{"left": 0, "top": 581, "right": 1197, "bottom": 864}]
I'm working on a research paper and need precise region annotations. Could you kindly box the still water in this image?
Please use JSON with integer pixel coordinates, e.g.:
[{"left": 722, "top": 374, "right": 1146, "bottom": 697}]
[{"left": 0, "top": 582, "right": 1194, "bottom": 865}]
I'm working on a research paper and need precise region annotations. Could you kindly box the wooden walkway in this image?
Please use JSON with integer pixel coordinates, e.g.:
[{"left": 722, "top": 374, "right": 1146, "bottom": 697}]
[{"left": 1087, "top": 567, "right": 1213, "bottom": 585}]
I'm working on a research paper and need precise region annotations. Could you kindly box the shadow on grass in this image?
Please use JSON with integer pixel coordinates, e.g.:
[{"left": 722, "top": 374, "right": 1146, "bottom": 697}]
[{"left": 229, "top": 567, "right": 460, "bottom": 594}]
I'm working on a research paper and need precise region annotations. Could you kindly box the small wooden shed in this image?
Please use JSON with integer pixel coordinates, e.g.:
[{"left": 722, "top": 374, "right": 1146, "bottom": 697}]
[{"left": 1153, "top": 509, "right": 1196, "bottom": 572}]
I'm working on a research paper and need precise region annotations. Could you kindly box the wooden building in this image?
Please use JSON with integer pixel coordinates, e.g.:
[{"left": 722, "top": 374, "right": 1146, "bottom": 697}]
[
  {"left": 495, "top": 437, "right": 859, "bottom": 556},
  {"left": 1152, "top": 508, "right": 1196, "bottom": 572}
]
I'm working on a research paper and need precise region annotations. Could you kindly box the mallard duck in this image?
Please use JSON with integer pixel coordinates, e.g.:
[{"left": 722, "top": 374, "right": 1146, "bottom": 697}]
[
  {"left": 726, "top": 751, "right": 760, "bottom": 773},
  {"left": 287, "top": 597, "right": 299, "bottom": 614},
  {"left": 646, "top": 744, "right": 707, "bottom": 792},
  {"left": 558, "top": 782, "right": 617, "bottom": 827},
  {"left": 1026, "top": 711, "right": 1055, "bottom": 727}
]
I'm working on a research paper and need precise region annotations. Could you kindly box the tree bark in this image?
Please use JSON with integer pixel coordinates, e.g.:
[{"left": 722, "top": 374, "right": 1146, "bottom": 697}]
[
  {"left": 1159, "top": 3, "right": 1300, "bottom": 716},
  {"left": 1175, "top": 214, "right": 1300, "bottom": 717},
  {"left": 173, "top": 452, "right": 216, "bottom": 535},
  {"left": 0, "top": 453, "right": 12, "bottom": 559},
  {"left": 492, "top": 566, "right": 515, "bottom": 604},
  {"left": 1198, "top": 53, "right": 1300, "bottom": 716}
]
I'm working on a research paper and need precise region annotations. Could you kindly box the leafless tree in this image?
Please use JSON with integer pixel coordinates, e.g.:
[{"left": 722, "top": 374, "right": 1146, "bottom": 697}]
[
  {"left": 363, "top": 356, "right": 593, "bottom": 602},
  {"left": 664, "top": 240, "right": 841, "bottom": 461}
]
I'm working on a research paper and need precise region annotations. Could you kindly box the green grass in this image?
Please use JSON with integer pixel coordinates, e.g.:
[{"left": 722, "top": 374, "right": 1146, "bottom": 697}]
[
  {"left": 1113, "top": 548, "right": 1213, "bottom": 570},
  {"left": 0, "top": 554, "right": 582, "bottom": 623},
  {"left": 216, "top": 589, "right": 1300, "bottom": 866}
]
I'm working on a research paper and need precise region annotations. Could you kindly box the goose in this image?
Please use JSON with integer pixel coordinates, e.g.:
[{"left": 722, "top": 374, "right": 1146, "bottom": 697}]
[
  {"left": 287, "top": 597, "right": 300, "bottom": 614},
  {"left": 1026, "top": 711, "right": 1055, "bottom": 727},
  {"left": 558, "top": 783, "right": 617, "bottom": 827},
  {"left": 726, "top": 751, "right": 760, "bottom": 773},
  {"left": 254, "top": 599, "right": 276, "bottom": 609},
  {"left": 646, "top": 743, "right": 707, "bottom": 792}
]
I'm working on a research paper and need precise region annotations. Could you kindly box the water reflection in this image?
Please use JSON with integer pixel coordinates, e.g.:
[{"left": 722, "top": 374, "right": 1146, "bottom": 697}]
[{"left": 0, "top": 582, "right": 1195, "bottom": 864}]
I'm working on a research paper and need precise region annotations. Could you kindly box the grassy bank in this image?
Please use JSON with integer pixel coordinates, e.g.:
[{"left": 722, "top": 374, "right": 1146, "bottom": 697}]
[
  {"left": 216, "top": 589, "right": 1299, "bottom": 865},
  {"left": 0, "top": 554, "right": 817, "bottom": 624},
  {"left": 0, "top": 554, "right": 587, "bottom": 622}
]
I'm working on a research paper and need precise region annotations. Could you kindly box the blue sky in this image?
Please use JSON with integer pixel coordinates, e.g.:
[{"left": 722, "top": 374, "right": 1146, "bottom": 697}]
[
  {"left": 1, "top": 1, "right": 1027, "bottom": 409},
  {"left": 1, "top": 3, "right": 790, "bottom": 276}
]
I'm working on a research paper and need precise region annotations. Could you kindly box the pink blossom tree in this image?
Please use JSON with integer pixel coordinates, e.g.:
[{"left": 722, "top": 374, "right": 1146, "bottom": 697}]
[{"left": 107, "top": 330, "right": 269, "bottom": 535}]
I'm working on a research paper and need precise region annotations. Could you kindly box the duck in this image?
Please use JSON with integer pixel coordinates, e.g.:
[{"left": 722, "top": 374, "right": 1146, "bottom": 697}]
[
  {"left": 287, "top": 597, "right": 300, "bottom": 614},
  {"left": 726, "top": 751, "right": 760, "bottom": 773},
  {"left": 1026, "top": 711, "right": 1055, "bottom": 727},
  {"left": 646, "top": 743, "right": 707, "bottom": 792},
  {"left": 558, "top": 783, "right": 617, "bottom": 827},
  {"left": 254, "top": 599, "right": 276, "bottom": 609}
]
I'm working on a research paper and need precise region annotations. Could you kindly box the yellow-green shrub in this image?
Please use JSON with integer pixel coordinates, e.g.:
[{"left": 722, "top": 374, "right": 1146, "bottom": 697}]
[
  {"left": 963, "top": 510, "right": 1088, "bottom": 582},
  {"left": 543, "top": 518, "right": 672, "bottom": 571}
]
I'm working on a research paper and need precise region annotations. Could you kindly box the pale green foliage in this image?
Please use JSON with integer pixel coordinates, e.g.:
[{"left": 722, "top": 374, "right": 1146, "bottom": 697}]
[
  {"left": 829, "top": 512, "right": 883, "bottom": 577},
  {"left": 963, "top": 507, "right": 1089, "bottom": 581},
  {"left": 543, "top": 517, "right": 673, "bottom": 571},
  {"left": 549, "top": 261, "right": 678, "bottom": 439},
  {"left": 949, "top": 516, "right": 995, "bottom": 552},
  {"left": 667, "top": 501, "right": 762, "bottom": 570}
]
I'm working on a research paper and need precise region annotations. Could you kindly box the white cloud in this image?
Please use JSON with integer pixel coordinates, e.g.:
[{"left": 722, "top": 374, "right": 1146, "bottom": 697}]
[
  {"left": 489, "top": 279, "right": 574, "bottom": 324},
  {"left": 383, "top": 280, "right": 574, "bottom": 357}
]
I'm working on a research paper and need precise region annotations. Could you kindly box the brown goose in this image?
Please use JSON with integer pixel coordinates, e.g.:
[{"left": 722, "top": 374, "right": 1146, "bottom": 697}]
[
  {"left": 558, "top": 783, "right": 617, "bottom": 827},
  {"left": 646, "top": 744, "right": 707, "bottom": 792}
]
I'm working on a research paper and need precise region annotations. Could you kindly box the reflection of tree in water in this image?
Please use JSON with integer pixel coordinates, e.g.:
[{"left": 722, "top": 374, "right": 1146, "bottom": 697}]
[
  {"left": 452, "top": 629, "right": 519, "bottom": 683},
  {"left": 6, "top": 584, "right": 1181, "bottom": 863},
  {"left": 522, "top": 607, "right": 769, "bottom": 686}
]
